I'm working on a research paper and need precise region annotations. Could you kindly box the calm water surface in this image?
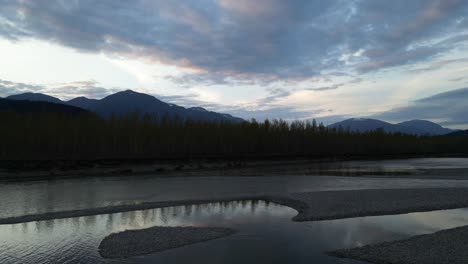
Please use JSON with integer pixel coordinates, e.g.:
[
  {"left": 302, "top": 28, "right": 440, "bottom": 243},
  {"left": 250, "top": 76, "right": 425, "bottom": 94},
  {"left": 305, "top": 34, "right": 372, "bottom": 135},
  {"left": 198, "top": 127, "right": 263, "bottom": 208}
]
[
  {"left": 3, "top": 162, "right": 468, "bottom": 218},
  {"left": 1, "top": 201, "right": 468, "bottom": 263}
]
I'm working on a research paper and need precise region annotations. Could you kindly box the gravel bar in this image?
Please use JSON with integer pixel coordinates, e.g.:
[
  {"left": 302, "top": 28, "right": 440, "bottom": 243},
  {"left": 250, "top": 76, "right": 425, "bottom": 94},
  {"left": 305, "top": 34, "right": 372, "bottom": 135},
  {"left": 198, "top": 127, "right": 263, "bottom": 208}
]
[
  {"left": 99, "top": 226, "right": 235, "bottom": 258},
  {"left": 329, "top": 225, "right": 468, "bottom": 264},
  {"left": 277, "top": 187, "right": 468, "bottom": 221},
  {"left": 2, "top": 188, "right": 468, "bottom": 224}
]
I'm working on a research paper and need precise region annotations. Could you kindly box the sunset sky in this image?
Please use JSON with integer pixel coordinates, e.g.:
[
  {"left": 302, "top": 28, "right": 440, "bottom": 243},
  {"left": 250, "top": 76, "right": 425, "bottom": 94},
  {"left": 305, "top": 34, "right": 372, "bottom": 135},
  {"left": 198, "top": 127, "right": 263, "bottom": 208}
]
[{"left": 1, "top": 0, "right": 467, "bottom": 127}]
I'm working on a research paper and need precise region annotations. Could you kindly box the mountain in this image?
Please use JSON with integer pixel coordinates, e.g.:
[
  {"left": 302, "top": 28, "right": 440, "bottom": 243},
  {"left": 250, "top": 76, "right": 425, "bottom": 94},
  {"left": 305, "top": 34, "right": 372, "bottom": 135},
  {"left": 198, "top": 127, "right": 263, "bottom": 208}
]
[
  {"left": 398, "top": 120, "right": 453, "bottom": 135},
  {"left": 73, "top": 90, "right": 243, "bottom": 122},
  {"left": 0, "top": 98, "right": 89, "bottom": 116},
  {"left": 329, "top": 118, "right": 422, "bottom": 134},
  {"left": 7, "top": 90, "right": 243, "bottom": 122},
  {"left": 329, "top": 118, "right": 453, "bottom": 135},
  {"left": 330, "top": 118, "right": 391, "bottom": 131},
  {"left": 67, "top": 96, "right": 99, "bottom": 109},
  {"left": 445, "top": 130, "right": 468, "bottom": 136},
  {"left": 7, "top": 92, "right": 63, "bottom": 104},
  {"left": 82, "top": 90, "right": 170, "bottom": 117}
]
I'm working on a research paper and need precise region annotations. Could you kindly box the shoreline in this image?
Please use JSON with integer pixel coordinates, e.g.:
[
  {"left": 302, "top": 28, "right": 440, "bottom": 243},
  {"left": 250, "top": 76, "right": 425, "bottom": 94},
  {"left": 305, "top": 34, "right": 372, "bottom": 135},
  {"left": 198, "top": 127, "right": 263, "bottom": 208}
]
[
  {"left": 0, "top": 157, "right": 403, "bottom": 181},
  {"left": 2, "top": 156, "right": 468, "bottom": 182},
  {"left": 3, "top": 188, "right": 468, "bottom": 225}
]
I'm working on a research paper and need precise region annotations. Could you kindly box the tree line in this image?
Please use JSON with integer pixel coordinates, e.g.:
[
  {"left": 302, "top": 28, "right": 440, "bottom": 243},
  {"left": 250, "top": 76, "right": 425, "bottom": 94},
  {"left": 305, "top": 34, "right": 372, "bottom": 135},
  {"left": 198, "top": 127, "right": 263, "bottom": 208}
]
[{"left": 0, "top": 110, "right": 467, "bottom": 160}]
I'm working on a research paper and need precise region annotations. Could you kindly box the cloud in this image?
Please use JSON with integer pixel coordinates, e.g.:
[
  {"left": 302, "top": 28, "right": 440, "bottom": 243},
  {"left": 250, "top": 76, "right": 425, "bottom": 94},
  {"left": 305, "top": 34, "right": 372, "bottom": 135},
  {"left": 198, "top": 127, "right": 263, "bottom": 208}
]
[
  {"left": 150, "top": 89, "right": 325, "bottom": 121},
  {"left": 0, "top": 79, "right": 119, "bottom": 100},
  {"left": 42, "top": 81, "right": 120, "bottom": 100},
  {"left": 408, "top": 58, "right": 468, "bottom": 74},
  {"left": 449, "top": 76, "right": 468, "bottom": 82},
  {"left": 1, "top": 0, "right": 467, "bottom": 83},
  {"left": 256, "top": 88, "right": 292, "bottom": 105},
  {"left": 374, "top": 87, "right": 468, "bottom": 127},
  {"left": 158, "top": 87, "right": 313, "bottom": 120},
  {"left": 227, "top": 106, "right": 321, "bottom": 121},
  {"left": 0, "top": 79, "right": 43, "bottom": 96},
  {"left": 157, "top": 93, "right": 212, "bottom": 107},
  {"left": 306, "top": 83, "right": 344, "bottom": 92}
]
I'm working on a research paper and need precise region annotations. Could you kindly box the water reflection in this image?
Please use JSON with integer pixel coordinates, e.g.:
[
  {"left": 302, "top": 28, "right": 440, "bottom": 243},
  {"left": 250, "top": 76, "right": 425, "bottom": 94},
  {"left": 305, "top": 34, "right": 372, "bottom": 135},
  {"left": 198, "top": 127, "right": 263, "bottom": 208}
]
[
  {"left": 3, "top": 173, "right": 468, "bottom": 220},
  {"left": 0, "top": 201, "right": 293, "bottom": 264},
  {"left": 2, "top": 157, "right": 468, "bottom": 220},
  {"left": 1, "top": 201, "right": 468, "bottom": 264}
]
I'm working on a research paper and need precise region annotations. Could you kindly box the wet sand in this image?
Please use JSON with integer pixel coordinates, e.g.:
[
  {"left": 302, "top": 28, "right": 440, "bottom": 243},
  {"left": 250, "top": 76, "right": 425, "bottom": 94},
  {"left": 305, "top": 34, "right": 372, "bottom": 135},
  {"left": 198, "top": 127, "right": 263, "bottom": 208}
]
[
  {"left": 99, "top": 226, "right": 235, "bottom": 258},
  {"left": 3, "top": 188, "right": 468, "bottom": 224},
  {"left": 330, "top": 225, "right": 468, "bottom": 264}
]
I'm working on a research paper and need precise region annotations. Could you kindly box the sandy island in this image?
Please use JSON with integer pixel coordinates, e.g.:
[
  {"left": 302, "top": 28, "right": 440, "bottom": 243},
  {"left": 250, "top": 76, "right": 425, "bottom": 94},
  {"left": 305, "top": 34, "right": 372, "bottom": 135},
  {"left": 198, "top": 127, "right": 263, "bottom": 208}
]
[
  {"left": 99, "top": 226, "right": 235, "bottom": 258},
  {"left": 275, "top": 187, "right": 468, "bottom": 221},
  {"left": 329, "top": 224, "right": 468, "bottom": 264}
]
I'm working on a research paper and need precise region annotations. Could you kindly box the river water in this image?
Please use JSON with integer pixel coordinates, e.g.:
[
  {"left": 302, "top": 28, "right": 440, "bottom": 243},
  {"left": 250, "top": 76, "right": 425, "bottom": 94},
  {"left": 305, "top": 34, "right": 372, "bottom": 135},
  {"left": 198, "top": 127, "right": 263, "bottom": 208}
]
[
  {"left": 1, "top": 158, "right": 468, "bottom": 263},
  {"left": 2, "top": 200, "right": 468, "bottom": 263}
]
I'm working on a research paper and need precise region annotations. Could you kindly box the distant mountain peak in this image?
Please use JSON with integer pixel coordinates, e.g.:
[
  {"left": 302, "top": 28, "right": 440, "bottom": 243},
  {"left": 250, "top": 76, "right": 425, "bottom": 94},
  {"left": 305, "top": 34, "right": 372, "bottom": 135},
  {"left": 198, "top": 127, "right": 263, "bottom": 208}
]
[
  {"left": 330, "top": 118, "right": 453, "bottom": 135},
  {"left": 121, "top": 89, "right": 139, "bottom": 94},
  {"left": 110, "top": 89, "right": 139, "bottom": 96},
  {"left": 446, "top": 130, "right": 468, "bottom": 136},
  {"left": 119, "top": 89, "right": 147, "bottom": 95},
  {"left": 400, "top": 119, "right": 442, "bottom": 126},
  {"left": 7, "top": 92, "right": 63, "bottom": 104},
  {"left": 105, "top": 89, "right": 160, "bottom": 101},
  {"left": 189, "top": 107, "right": 208, "bottom": 112},
  {"left": 102, "top": 89, "right": 165, "bottom": 103},
  {"left": 398, "top": 119, "right": 452, "bottom": 135},
  {"left": 68, "top": 96, "right": 95, "bottom": 103},
  {"left": 67, "top": 96, "right": 99, "bottom": 109}
]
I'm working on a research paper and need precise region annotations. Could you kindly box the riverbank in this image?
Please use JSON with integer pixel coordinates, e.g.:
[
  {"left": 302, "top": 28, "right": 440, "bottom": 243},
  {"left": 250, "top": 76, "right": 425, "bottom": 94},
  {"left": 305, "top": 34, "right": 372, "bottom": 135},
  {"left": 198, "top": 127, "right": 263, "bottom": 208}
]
[
  {"left": 2, "top": 156, "right": 468, "bottom": 181},
  {"left": 3, "top": 187, "right": 468, "bottom": 225}
]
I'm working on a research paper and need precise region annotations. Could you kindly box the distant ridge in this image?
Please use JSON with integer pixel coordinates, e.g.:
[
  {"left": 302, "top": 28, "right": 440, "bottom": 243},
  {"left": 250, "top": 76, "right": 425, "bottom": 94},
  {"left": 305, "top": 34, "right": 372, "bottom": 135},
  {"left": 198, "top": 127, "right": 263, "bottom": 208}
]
[
  {"left": 445, "top": 130, "right": 468, "bottom": 136},
  {"left": 67, "top": 96, "right": 99, "bottom": 109},
  {"left": 7, "top": 90, "right": 243, "bottom": 122},
  {"left": 0, "top": 98, "right": 89, "bottom": 116},
  {"left": 398, "top": 120, "right": 453, "bottom": 135},
  {"left": 329, "top": 118, "right": 454, "bottom": 136},
  {"left": 7, "top": 92, "right": 63, "bottom": 104}
]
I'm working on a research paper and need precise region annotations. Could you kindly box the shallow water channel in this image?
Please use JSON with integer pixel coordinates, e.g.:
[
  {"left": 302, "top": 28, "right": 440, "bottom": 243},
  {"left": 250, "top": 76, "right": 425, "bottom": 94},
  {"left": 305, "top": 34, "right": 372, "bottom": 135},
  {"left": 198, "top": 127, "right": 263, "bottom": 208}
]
[{"left": 2, "top": 200, "right": 468, "bottom": 264}]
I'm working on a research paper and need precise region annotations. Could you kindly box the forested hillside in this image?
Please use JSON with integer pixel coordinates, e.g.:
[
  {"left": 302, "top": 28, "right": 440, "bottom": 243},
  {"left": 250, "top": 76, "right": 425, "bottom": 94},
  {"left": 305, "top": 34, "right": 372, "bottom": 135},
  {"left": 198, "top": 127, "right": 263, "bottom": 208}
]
[{"left": 1, "top": 111, "right": 467, "bottom": 160}]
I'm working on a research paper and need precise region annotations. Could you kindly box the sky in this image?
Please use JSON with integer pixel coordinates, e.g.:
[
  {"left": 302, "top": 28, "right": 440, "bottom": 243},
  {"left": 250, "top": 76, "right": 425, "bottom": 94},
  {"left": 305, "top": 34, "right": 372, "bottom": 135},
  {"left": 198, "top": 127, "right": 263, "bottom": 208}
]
[{"left": 0, "top": 0, "right": 468, "bottom": 128}]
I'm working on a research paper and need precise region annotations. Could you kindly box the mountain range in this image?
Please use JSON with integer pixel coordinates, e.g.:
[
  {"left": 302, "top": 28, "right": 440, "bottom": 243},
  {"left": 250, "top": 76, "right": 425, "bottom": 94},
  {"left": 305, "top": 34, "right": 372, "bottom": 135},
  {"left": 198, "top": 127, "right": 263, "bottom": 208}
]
[
  {"left": 6, "top": 90, "right": 243, "bottom": 122},
  {"left": 2, "top": 91, "right": 459, "bottom": 135},
  {"left": 329, "top": 118, "right": 454, "bottom": 136}
]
